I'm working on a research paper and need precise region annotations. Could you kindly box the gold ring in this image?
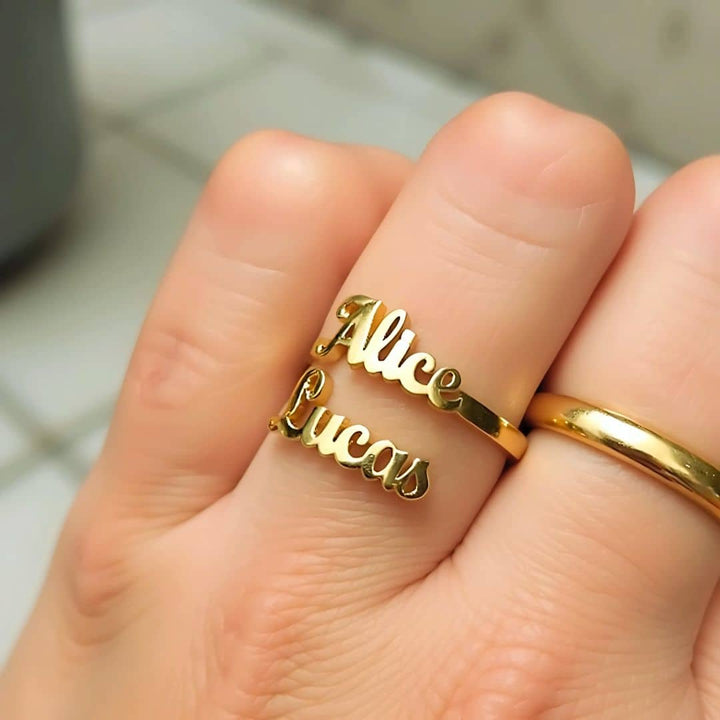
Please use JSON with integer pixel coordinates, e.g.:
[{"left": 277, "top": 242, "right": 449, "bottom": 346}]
[
  {"left": 525, "top": 393, "right": 720, "bottom": 520},
  {"left": 312, "top": 295, "right": 527, "bottom": 461},
  {"left": 269, "top": 367, "right": 430, "bottom": 500}
]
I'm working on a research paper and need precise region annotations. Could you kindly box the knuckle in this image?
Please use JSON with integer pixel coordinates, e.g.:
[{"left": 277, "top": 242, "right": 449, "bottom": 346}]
[
  {"left": 425, "top": 92, "right": 632, "bottom": 258},
  {"left": 438, "top": 90, "right": 630, "bottom": 198},
  {"left": 656, "top": 155, "right": 720, "bottom": 222},
  {"left": 203, "top": 129, "right": 343, "bottom": 230},
  {"left": 438, "top": 557, "right": 611, "bottom": 720},
  {"left": 469, "top": 90, "right": 563, "bottom": 131},
  {"left": 455, "top": 91, "right": 625, "bottom": 158},
  {"left": 125, "top": 133, "right": 348, "bottom": 416},
  {"left": 128, "top": 323, "right": 224, "bottom": 412},
  {"left": 436, "top": 500, "right": 692, "bottom": 719},
  {"left": 440, "top": 610, "right": 573, "bottom": 719},
  {"left": 59, "top": 495, "right": 136, "bottom": 629},
  {"left": 205, "top": 542, "right": 367, "bottom": 719}
]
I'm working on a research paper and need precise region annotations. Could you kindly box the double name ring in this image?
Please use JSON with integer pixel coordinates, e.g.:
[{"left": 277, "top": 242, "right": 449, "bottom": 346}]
[
  {"left": 269, "top": 367, "right": 431, "bottom": 500},
  {"left": 525, "top": 393, "right": 720, "bottom": 520},
  {"left": 312, "top": 295, "right": 527, "bottom": 461}
]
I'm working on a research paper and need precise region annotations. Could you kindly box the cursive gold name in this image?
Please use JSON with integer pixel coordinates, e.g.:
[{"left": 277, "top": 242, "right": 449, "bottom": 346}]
[
  {"left": 314, "top": 295, "right": 459, "bottom": 401},
  {"left": 269, "top": 367, "right": 430, "bottom": 500},
  {"left": 312, "top": 295, "right": 526, "bottom": 458}
]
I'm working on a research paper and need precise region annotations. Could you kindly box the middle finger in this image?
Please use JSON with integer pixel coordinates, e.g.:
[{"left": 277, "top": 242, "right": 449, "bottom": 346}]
[{"left": 238, "top": 93, "right": 635, "bottom": 589}]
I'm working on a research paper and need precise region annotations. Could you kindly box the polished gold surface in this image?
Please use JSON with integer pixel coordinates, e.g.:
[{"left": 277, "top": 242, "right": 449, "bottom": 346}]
[
  {"left": 313, "top": 295, "right": 527, "bottom": 461},
  {"left": 269, "top": 367, "right": 430, "bottom": 500},
  {"left": 525, "top": 393, "right": 720, "bottom": 520}
]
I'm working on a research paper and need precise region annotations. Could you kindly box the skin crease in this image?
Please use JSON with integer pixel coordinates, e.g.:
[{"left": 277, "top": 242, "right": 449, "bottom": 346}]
[{"left": 1, "top": 93, "right": 720, "bottom": 719}]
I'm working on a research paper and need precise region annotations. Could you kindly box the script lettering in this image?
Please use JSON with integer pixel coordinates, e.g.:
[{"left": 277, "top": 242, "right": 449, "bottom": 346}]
[
  {"left": 269, "top": 367, "right": 431, "bottom": 500},
  {"left": 314, "top": 296, "right": 467, "bottom": 414}
]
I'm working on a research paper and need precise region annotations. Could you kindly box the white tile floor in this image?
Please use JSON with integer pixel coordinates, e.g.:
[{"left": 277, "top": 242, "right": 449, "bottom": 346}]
[
  {"left": 0, "top": 0, "right": 671, "bottom": 664},
  {"left": 0, "top": 411, "right": 31, "bottom": 469},
  {"left": 0, "top": 463, "right": 76, "bottom": 661}
]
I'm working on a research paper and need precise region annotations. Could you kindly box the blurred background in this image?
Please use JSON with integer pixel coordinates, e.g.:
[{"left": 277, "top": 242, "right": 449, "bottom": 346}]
[{"left": 0, "top": 0, "right": 711, "bottom": 662}]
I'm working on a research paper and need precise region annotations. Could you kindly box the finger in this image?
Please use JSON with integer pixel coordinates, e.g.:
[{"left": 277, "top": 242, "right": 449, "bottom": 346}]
[
  {"left": 696, "top": 581, "right": 720, "bottom": 718},
  {"left": 238, "top": 93, "right": 634, "bottom": 589},
  {"left": 459, "top": 158, "right": 720, "bottom": 712},
  {"left": 90, "top": 132, "right": 411, "bottom": 524}
]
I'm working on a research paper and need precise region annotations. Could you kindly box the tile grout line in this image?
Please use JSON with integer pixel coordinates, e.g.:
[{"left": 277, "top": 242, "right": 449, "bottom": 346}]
[
  {"left": 113, "top": 45, "right": 280, "bottom": 125},
  {"left": 69, "top": 0, "right": 151, "bottom": 21},
  {"left": 96, "top": 112, "right": 213, "bottom": 180},
  {"left": 0, "top": 381, "right": 57, "bottom": 451},
  {"left": 106, "top": 53, "right": 474, "bottom": 177},
  {"left": 56, "top": 448, "right": 94, "bottom": 486},
  {"left": 51, "top": 398, "right": 116, "bottom": 484},
  {"left": 89, "top": 48, "right": 285, "bottom": 181},
  {"left": 0, "top": 381, "right": 114, "bottom": 489},
  {"left": 89, "top": 14, "right": 478, "bottom": 176},
  {"left": 0, "top": 452, "right": 52, "bottom": 492}
]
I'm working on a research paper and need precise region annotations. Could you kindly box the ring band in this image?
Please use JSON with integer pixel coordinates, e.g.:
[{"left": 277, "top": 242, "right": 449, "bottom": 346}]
[
  {"left": 525, "top": 393, "right": 720, "bottom": 520},
  {"left": 269, "top": 367, "right": 431, "bottom": 500},
  {"left": 312, "top": 295, "right": 527, "bottom": 461}
]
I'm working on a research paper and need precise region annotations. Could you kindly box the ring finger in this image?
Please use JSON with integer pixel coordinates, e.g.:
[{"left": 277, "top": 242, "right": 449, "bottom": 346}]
[{"left": 460, "top": 158, "right": 720, "bottom": 716}]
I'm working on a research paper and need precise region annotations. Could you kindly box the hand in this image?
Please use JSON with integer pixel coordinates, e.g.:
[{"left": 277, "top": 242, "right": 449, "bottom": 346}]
[{"left": 2, "top": 93, "right": 720, "bottom": 720}]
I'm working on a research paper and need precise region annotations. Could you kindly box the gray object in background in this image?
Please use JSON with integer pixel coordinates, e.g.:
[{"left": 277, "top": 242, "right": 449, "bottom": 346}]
[{"left": 1, "top": 0, "right": 81, "bottom": 265}]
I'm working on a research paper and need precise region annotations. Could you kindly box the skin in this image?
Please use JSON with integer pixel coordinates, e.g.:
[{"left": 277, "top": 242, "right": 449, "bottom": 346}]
[{"left": 1, "top": 92, "right": 720, "bottom": 719}]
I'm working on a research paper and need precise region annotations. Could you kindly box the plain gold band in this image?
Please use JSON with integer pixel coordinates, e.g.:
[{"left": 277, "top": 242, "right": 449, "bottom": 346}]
[
  {"left": 525, "top": 393, "right": 720, "bottom": 520},
  {"left": 450, "top": 391, "right": 527, "bottom": 461}
]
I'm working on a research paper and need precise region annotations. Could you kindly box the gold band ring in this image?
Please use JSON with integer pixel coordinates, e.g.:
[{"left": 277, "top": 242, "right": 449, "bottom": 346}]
[
  {"left": 269, "top": 367, "right": 430, "bottom": 500},
  {"left": 525, "top": 393, "right": 720, "bottom": 520},
  {"left": 312, "top": 295, "right": 527, "bottom": 461}
]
